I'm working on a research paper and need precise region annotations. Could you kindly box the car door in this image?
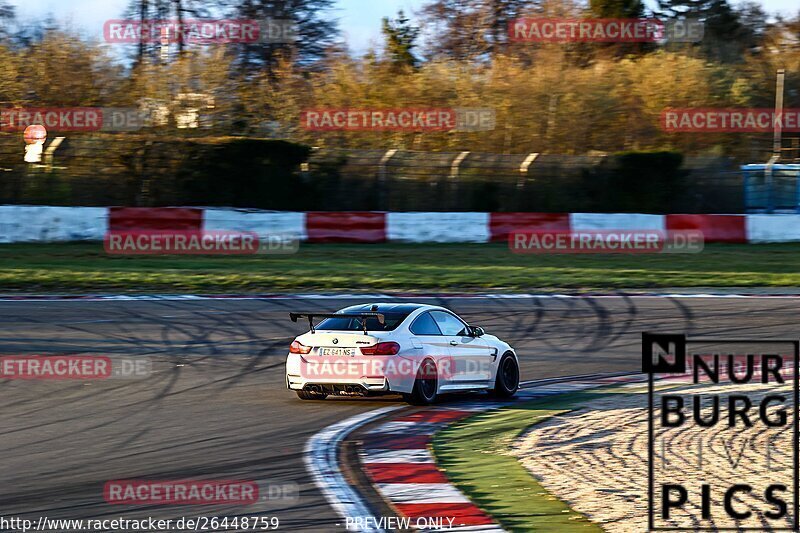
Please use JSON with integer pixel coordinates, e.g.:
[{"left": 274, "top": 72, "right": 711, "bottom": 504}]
[
  {"left": 430, "top": 310, "right": 495, "bottom": 386},
  {"left": 407, "top": 311, "right": 454, "bottom": 387}
]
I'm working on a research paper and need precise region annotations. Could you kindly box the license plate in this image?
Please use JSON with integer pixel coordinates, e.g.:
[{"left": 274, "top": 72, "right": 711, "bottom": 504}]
[{"left": 319, "top": 347, "right": 356, "bottom": 357}]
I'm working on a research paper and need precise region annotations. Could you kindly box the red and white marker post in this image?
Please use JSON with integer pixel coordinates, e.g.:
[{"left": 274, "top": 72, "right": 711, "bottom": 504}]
[{"left": 23, "top": 124, "right": 47, "bottom": 163}]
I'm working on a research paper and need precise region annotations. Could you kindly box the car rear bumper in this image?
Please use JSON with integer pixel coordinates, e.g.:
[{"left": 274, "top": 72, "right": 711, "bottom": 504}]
[
  {"left": 287, "top": 374, "right": 390, "bottom": 391},
  {"left": 285, "top": 353, "right": 418, "bottom": 394},
  {"left": 287, "top": 376, "right": 391, "bottom": 396}
]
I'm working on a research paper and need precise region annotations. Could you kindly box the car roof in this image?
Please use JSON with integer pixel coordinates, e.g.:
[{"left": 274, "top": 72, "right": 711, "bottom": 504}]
[{"left": 339, "top": 303, "right": 432, "bottom": 314}]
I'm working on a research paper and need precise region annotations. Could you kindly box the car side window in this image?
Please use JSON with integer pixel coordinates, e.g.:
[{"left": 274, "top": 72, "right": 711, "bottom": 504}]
[
  {"left": 410, "top": 312, "right": 442, "bottom": 335},
  {"left": 430, "top": 311, "right": 468, "bottom": 336}
]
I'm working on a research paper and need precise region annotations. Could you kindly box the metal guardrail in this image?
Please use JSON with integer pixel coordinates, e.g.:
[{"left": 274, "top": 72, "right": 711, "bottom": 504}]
[{"left": 0, "top": 137, "right": 747, "bottom": 212}]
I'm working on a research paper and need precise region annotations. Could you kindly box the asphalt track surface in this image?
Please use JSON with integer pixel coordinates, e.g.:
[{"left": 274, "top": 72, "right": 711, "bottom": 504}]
[{"left": 1, "top": 296, "right": 798, "bottom": 531}]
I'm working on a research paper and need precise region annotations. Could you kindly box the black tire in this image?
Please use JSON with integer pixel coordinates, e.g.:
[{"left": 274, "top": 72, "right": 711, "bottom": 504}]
[
  {"left": 296, "top": 390, "right": 328, "bottom": 400},
  {"left": 403, "top": 359, "right": 438, "bottom": 405},
  {"left": 492, "top": 353, "right": 520, "bottom": 398}
]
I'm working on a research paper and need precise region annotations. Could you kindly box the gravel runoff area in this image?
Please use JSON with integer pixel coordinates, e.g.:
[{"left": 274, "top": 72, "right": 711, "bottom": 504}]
[{"left": 515, "top": 382, "right": 795, "bottom": 531}]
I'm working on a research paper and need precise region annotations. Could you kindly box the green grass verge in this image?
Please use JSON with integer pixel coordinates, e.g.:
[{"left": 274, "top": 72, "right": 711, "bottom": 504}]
[
  {"left": 2, "top": 242, "right": 800, "bottom": 292},
  {"left": 432, "top": 393, "right": 609, "bottom": 532}
]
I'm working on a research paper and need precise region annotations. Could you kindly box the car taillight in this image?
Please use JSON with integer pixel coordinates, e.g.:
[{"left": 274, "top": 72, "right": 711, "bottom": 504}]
[
  {"left": 360, "top": 342, "right": 400, "bottom": 355},
  {"left": 290, "top": 340, "right": 311, "bottom": 354}
]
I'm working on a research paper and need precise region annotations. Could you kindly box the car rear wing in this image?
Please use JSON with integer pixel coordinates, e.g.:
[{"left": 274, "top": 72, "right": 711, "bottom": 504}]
[{"left": 289, "top": 312, "right": 386, "bottom": 335}]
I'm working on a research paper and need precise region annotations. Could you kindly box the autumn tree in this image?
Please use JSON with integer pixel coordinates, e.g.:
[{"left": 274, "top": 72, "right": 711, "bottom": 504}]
[
  {"left": 231, "top": 0, "right": 339, "bottom": 74},
  {"left": 125, "top": 0, "right": 214, "bottom": 63},
  {"left": 22, "top": 30, "right": 124, "bottom": 106},
  {"left": 419, "top": 0, "right": 538, "bottom": 60},
  {"left": 657, "top": 0, "right": 759, "bottom": 63},
  {"left": 0, "top": 0, "right": 13, "bottom": 40},
  {"left": 381, "top": 10, "right": 420, "bottom": 70}
]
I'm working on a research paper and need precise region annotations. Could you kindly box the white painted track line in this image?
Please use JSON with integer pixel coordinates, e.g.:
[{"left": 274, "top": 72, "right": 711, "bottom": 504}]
[
  {"left": 5, "top": 292, "right": 800, "bottom": 302},
  {"left": 361, "top": 449, "right": 434, "bottom": 464},
  {"left": 304, "top": 405, "right": 404, "bottom": 533},
  {"left": 366, "top": 421, "right": 442, "bottom": 435}
]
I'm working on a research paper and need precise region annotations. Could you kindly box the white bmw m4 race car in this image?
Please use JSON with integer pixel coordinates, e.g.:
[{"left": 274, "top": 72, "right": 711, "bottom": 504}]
[{"left": 285, "top": 303, "right": 520, "bottom": 404}]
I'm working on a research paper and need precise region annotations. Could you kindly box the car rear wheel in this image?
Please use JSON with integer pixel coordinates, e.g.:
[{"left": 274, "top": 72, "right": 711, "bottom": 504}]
[
  {"left": 296, "top": 390, "right": 328, "bottom": 400},
  {"left": 492, "top": 353, "right": 519, "bottom": 398},
  {"left": 403, "top": 359, "right": 438, "bottom": 405}
]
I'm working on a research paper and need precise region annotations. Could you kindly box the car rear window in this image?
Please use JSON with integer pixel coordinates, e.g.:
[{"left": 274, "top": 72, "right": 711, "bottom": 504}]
[{"left": 317, "top": 313, "right": 409, "bottom": 331}]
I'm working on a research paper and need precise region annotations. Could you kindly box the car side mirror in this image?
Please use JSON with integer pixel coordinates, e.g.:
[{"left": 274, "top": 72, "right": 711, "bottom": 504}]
[{"left": 470, "top": 326, "right": 485, "bottom": 337}]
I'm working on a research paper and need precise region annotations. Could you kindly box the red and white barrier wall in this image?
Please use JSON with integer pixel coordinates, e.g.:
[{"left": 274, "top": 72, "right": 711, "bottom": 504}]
[
  {"left": 0, "top": 206, "right": 799, "bottom": 243},
  {"left": 0, "top": 206, "right": 108, "bottom": 243}
]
